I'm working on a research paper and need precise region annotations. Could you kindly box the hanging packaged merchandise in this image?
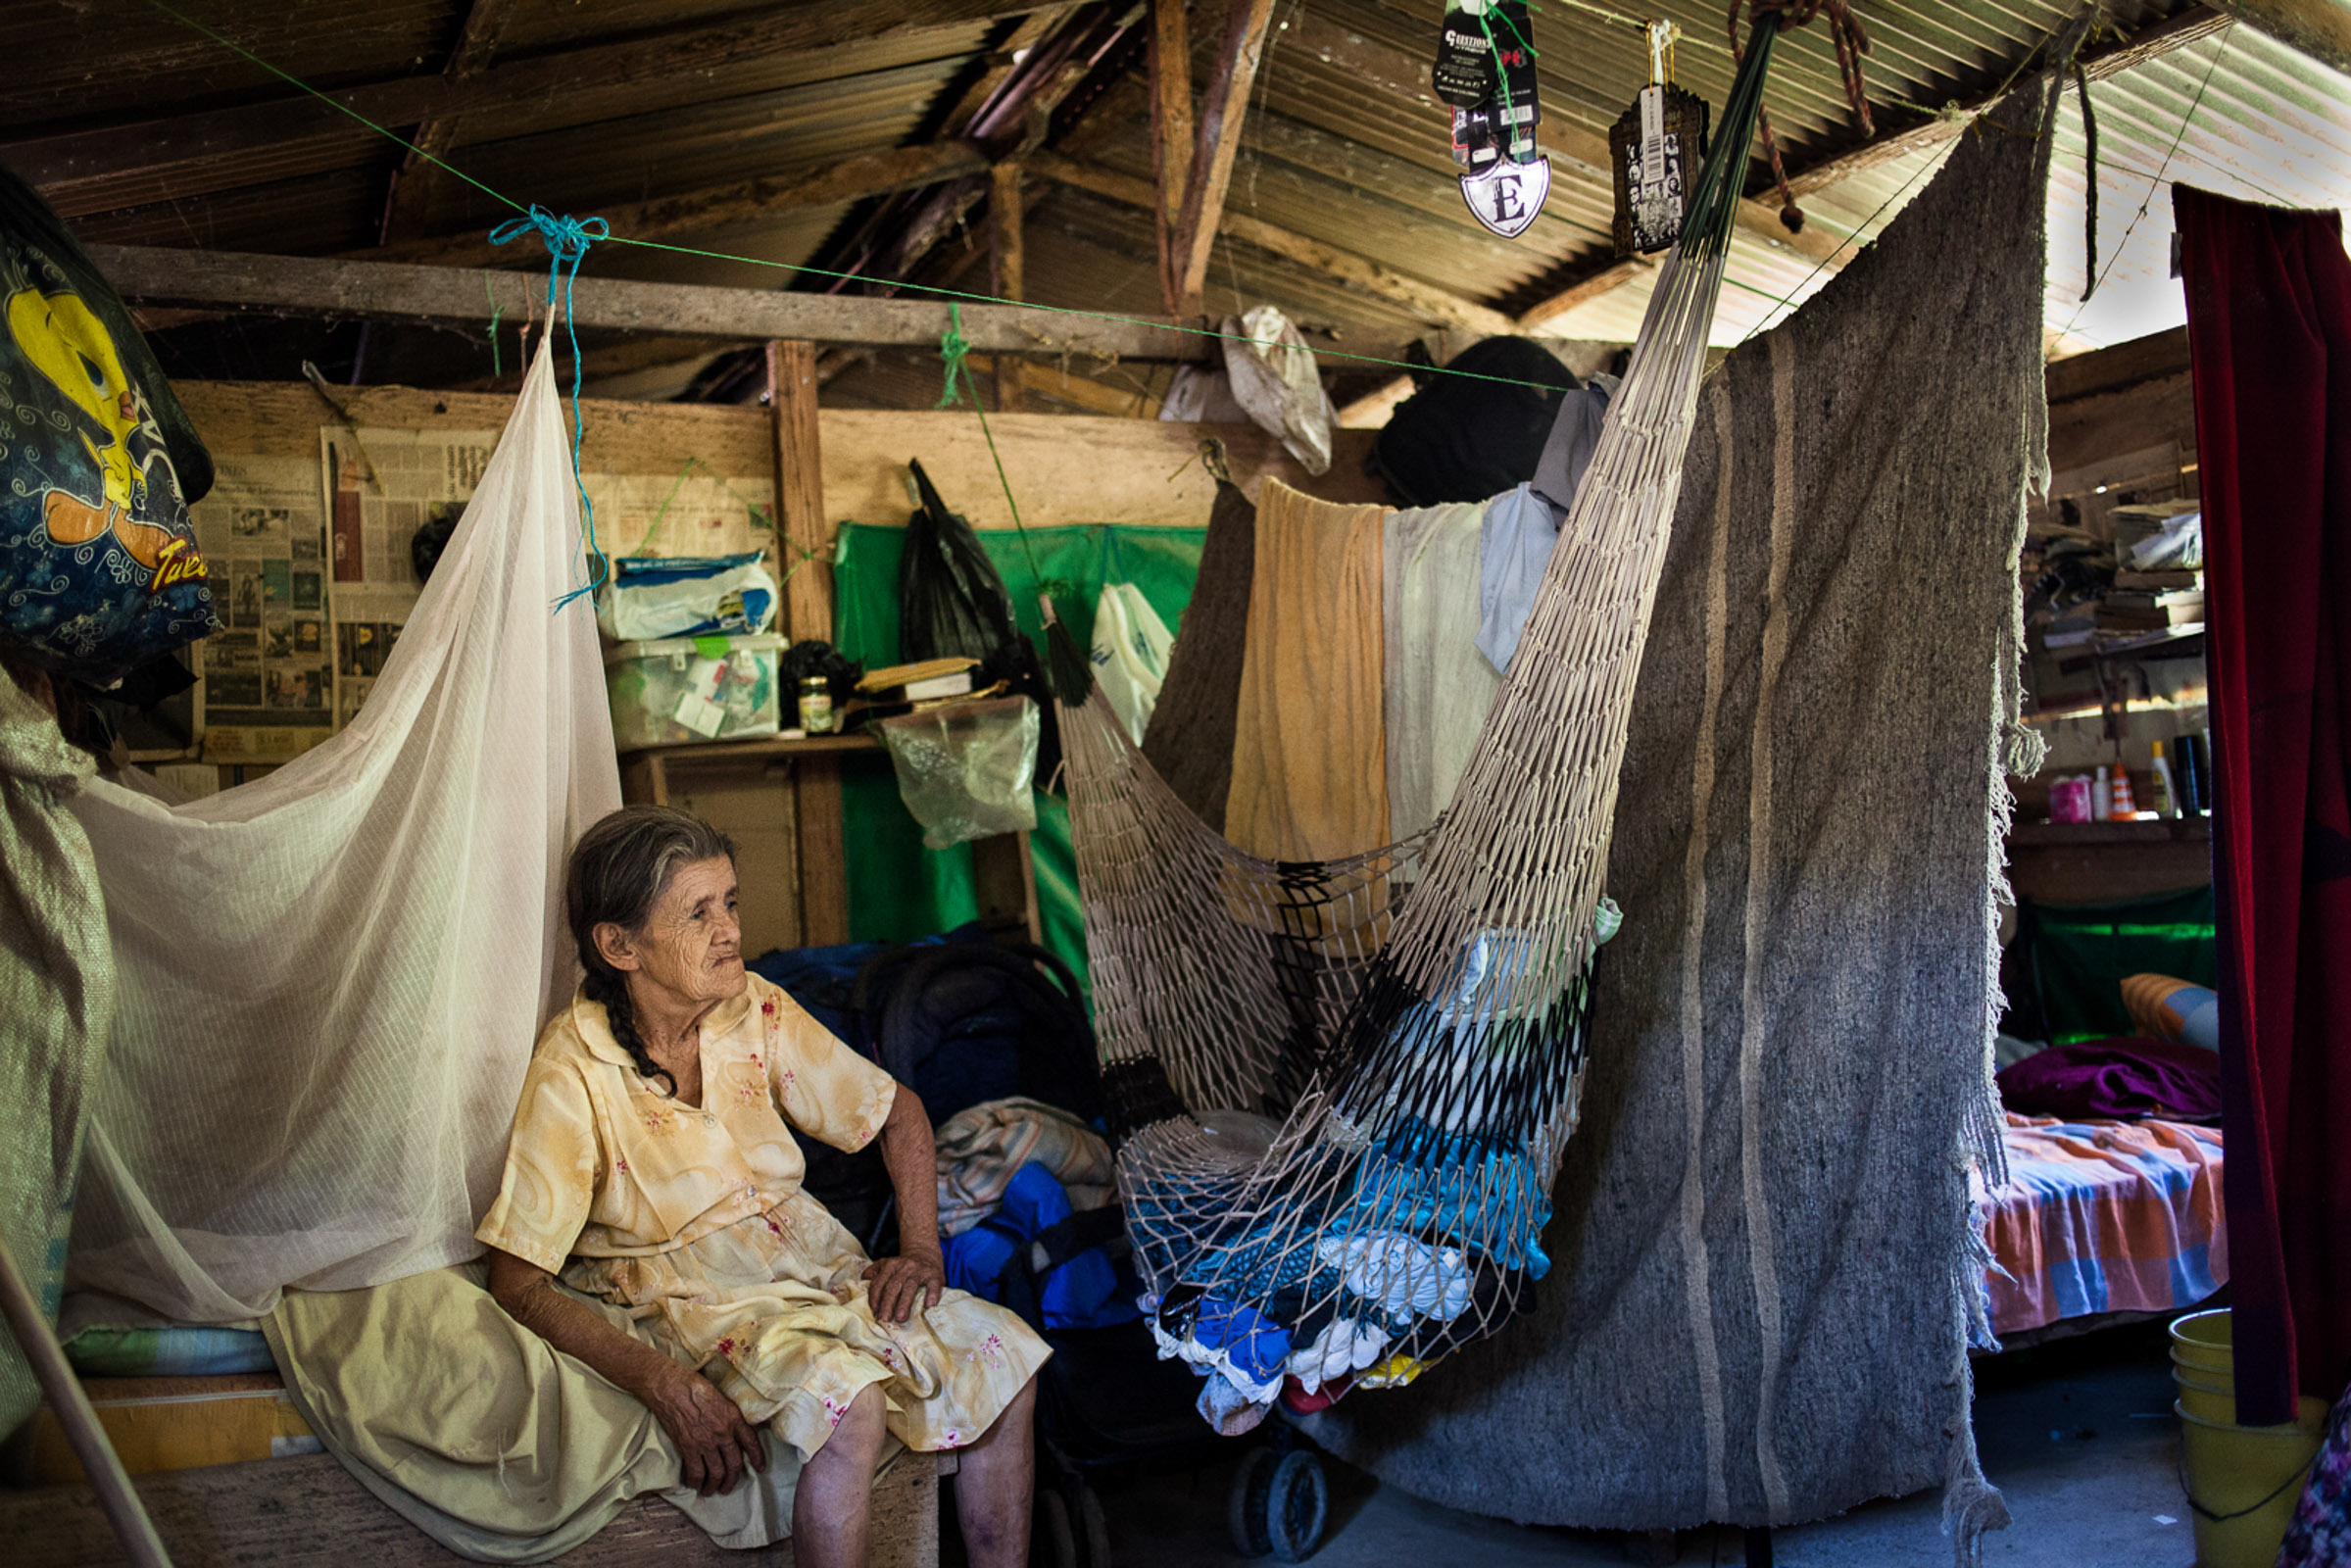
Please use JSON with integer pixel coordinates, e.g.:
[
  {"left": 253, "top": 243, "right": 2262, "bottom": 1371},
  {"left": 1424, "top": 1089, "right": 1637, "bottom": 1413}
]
[
  {"left": 1432, "top": 0, "right": 1499, "bottom": 107},
  {"left": 1461, "top": 157, "right": 1551, "bottom": 239},
  {"left": 0, "top": 166, "right": 218, "bottom": 684},
  {"left": 879, "top": 694, "right": 1040, "bottom": 850},
  {"left": 1486, "top": 0, "right": 1542, "bottom": 161},
  {"left": 594, "top": 550, "right": 778, "bottom": 643},
  {"left": 1609, "top": 22, "right": 1710, "bottom": 255},
  {"left": 1452, "top": 0, "right": 1549, "bottom": 238}
]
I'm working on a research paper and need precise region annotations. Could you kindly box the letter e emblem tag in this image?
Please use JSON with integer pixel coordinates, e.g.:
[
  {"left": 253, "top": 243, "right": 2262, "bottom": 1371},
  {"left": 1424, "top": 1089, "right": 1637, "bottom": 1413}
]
[{"left": 1461, "top": 155, "right": 1550, "bottom": 238}]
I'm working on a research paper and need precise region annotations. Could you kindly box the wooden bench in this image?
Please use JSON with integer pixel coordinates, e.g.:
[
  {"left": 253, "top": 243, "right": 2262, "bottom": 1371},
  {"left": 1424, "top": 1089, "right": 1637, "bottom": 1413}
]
[{"left": 0, "top": 1448, "right": 938, "bottom": 1566}]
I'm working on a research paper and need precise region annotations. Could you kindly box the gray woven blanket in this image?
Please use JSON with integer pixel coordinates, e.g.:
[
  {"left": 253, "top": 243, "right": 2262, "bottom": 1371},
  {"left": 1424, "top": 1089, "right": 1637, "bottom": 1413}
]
[{"left": 1307, "top": 80, "right": 2054, "bottom": 1555}]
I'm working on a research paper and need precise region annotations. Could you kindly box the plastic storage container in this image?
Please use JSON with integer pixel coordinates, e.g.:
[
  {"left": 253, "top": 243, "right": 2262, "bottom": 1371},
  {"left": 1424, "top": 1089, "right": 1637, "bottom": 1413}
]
[{"left": 605, "top": 632, "right": 784, "bottom": 751}]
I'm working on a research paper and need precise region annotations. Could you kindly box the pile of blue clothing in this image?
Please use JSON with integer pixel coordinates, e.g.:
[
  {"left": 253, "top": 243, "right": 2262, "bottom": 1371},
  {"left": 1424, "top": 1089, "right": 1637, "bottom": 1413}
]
[{"left": 943, "top": 1162, "right": 1140, "bottom": 1332}]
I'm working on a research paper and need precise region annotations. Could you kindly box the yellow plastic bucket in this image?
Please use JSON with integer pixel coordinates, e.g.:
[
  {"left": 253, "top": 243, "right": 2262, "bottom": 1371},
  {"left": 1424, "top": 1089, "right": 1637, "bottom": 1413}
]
[
  {"left": 2174, "top": 1371, "right": 2235, "bottom": 1425},
  {"left": 2170, "top": 1308, "right": 2235, "bottom": 1379},
  {"left": 2175, "top": 1398, "right": 2324, "bottom": 1568}
]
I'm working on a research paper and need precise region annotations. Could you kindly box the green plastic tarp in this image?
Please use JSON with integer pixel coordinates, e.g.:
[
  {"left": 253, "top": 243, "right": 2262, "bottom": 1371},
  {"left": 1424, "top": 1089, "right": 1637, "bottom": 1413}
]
[
  {"left": 829, "top": 520, "right": 1207, "bottom": 1000},
  {"left": 2017, "top": 884, "right": 2219, "bottom": 1045}
]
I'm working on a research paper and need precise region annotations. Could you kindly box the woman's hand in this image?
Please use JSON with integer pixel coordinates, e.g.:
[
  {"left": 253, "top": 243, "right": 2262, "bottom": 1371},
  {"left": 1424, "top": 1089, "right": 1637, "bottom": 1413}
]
[
  {"left": 863, "top": 1249, "right": 947, "bottom": 1324},
  {"left": 644, "top": 1361, "right": 767, "bottom": 1496}
]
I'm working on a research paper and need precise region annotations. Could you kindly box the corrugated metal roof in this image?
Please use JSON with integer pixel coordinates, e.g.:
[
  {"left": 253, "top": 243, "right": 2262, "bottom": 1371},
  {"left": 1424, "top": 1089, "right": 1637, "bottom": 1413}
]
[{"left": 10, "top": 0, "right": 2349, "bottom": 400}]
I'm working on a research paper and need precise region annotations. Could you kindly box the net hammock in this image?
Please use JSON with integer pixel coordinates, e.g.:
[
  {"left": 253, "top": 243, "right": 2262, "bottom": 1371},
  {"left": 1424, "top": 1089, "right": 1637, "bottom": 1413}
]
[{"left": 1052, "top": 23, "right": 1790, "bottom": 1420}]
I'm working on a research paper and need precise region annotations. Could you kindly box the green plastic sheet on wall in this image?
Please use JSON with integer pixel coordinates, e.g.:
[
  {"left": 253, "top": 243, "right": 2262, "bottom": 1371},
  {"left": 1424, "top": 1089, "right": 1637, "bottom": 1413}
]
[
  {"left": 830, "top": 520, "right": 1207, "bottom": 1000},
  {"left": 2016, "top": 884, "right": 2219, "bottom": 1045}
]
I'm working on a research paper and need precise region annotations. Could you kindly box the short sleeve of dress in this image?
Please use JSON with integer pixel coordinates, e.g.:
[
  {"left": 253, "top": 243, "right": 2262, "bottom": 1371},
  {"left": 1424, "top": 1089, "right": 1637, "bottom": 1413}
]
[
  {"left": 763, "top": 985, "right": 897, "bottom": 1153},
  {"left": 475, "top": 1052, "right": 603, "bottom": 1274}
]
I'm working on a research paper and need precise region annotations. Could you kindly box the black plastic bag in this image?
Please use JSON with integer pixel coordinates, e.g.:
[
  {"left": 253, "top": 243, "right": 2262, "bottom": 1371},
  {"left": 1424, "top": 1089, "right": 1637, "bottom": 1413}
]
[
  {"left": 1371, "top": 336, "right": 1581, "bottom": 508},
  {"left": 901, "top": 458, "right": 1018, "bottom": 663},
  {"left": 895, "top": 459, "right": 1066, "bottom": 791}
]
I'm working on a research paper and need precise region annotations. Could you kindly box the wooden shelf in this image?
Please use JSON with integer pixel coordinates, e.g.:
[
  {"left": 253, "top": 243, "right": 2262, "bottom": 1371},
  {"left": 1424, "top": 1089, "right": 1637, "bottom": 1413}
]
[
  {"left": 2007, "top": 817, "right": 2211, "bottom": 847},
  {"left": 620, "top": 730, "right": 881, "bottom": 765}
]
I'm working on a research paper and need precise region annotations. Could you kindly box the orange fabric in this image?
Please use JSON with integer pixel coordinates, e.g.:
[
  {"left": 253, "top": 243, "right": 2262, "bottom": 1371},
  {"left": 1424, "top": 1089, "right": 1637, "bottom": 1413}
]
[{"left": 1225, "top": 480, "right": 1389, "bottom": 862}]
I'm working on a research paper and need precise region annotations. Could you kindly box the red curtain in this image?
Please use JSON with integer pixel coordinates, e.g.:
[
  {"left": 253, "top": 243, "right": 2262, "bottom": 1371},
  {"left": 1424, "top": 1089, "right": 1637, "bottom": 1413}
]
[{"left": 2175, "top": 184, "right": 2351, "bottom": 1426}]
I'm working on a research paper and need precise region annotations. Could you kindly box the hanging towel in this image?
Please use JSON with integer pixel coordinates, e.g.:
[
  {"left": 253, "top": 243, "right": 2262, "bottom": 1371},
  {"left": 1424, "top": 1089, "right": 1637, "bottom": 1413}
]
[
  {"left": 1475, "top": 482, "right": 1566, "bottom": 675},
  {"left": 1227, "top": 480, "right": 1388, "bottom": 862},
  {"left": 1142, "top": 478, "right": 1255, "bottom": 831},
  {"left": 1383, "top": 503, "right": 1497, "bottom": 843}
]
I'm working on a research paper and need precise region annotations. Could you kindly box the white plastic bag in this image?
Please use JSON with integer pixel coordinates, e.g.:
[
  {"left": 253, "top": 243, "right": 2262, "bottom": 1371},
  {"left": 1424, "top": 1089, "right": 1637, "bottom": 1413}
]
[
  {"left": 1220, "top": 305, "right": 1338, "bottom": 475},
  {"left": 1089, "top": 583, "right": 1173, "bottom": 745},
  {"left": 595, "top": 551, "right": 779, "bottom": 643},
  {"left": 878, "top": 695, "right": 1040, "bottom": 851}
]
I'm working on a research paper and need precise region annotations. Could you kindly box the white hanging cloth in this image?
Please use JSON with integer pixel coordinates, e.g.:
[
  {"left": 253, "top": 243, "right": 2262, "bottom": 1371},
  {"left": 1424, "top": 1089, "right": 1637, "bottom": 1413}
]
[{"left": 66, "top": 345, "right": 621, "bottom": 1321}]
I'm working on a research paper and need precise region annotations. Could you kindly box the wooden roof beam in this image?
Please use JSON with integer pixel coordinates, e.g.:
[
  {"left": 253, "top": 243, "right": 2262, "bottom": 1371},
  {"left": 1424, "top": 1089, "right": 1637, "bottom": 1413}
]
[
  {"left": 6, "top": 0, "right": 1062, "bottom": 216},
  {"left": 376, "top": 0, "right": 521, "bottom": 245},
  {"left": 1168, "top": 0, "right": 1280, "bottom": 315},
  {"left": 360, "top": 141, "right": 994, "bottom": 271},
  {"left": 1031, "top": 152, "right": 1517, "bottom": 334},
  {"left": 1780, "top": 3, "right": 2234, "bottom": 202},
  {"left": 82, "top": 243, "right": 1211, "bottom": 361}
]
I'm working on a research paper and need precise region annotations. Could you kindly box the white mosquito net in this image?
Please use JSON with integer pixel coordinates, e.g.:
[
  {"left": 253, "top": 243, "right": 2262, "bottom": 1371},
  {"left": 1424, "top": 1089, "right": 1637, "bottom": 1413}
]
[{"left": 65, "top": 345, "right": 619, "bottom": 1321}]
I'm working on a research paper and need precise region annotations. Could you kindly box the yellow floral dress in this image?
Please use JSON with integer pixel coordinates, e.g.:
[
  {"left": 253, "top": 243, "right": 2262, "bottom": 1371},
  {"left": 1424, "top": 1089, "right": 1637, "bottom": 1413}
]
[{"left": 476, "top": 972, "right": 1050, "bottom": 1462}]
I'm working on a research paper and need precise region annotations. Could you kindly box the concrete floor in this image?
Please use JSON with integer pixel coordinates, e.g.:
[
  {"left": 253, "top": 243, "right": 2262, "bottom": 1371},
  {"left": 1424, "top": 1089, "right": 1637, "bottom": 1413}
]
[{"left": 1086, "top": 1324, "right": 2195, "bottom": 1568}]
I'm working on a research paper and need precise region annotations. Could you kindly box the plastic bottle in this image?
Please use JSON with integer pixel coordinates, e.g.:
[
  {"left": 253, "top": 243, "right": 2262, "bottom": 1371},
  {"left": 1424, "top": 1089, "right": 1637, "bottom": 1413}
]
[
  {"left": 2149, "top": 741, "right": 2178, "bottom": 817},
  {"left": 2092, "top": 764, "right": 2112, "bottom": 821},
  {"left": 2109, "top": 766, "right": 2138, "bottom": 819}
]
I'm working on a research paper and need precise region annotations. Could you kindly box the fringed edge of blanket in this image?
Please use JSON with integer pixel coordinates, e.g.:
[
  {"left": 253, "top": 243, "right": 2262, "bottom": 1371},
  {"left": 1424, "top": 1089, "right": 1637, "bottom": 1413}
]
[{"left": 1941, "top": 172, "right": 2060, "bottom": 1557}]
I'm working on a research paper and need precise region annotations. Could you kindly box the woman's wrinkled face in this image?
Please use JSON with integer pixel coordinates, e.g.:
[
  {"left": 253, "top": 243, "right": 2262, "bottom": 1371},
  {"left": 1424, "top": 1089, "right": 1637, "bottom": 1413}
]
[{"left": 603, "top": 855, "right": 745, "bottom": 1007}]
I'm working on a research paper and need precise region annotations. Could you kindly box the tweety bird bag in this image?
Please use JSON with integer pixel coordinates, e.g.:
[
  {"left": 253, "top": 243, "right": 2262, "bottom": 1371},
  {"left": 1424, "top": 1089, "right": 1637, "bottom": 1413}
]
[{"left": 0, "top": 168, "right": 217, "bottom": 683}]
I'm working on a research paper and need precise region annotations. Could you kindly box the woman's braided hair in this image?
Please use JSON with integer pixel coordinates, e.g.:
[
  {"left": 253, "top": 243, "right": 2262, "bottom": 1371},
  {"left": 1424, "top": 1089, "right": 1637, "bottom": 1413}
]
[{"left": 564, "top": 805, "right": 737, "bottom": 1098}]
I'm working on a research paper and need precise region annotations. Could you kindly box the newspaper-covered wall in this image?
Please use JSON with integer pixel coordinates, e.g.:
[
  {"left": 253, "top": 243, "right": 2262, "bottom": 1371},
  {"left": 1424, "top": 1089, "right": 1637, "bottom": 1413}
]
[
  {"left": 187, "top": 426, "right": 766, "bottom": 762},
  {"left": 186, "top": 455, "right": 336, "bottom": 761}
]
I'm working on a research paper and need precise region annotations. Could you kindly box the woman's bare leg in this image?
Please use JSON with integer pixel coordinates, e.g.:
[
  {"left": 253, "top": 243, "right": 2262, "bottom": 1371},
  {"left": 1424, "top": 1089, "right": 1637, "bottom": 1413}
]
[
  {"left": 791, "top": 1385, "right": 889, "bottom": 1568},
  {"left": 953, "top": 1378, "right": 1038, "bottom": 1568}
]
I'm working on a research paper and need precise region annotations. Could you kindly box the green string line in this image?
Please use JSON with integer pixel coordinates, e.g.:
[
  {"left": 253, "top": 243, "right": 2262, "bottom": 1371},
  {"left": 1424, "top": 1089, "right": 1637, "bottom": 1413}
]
[
  {"left": 935, "top": 305, "right": 1046, "bottom": 591},
  {"left": 143, "top": 0, "right": 527, "bottom": 219},
  {"left": 138, "top": 0, "right": 1602, "bottom": 395}
]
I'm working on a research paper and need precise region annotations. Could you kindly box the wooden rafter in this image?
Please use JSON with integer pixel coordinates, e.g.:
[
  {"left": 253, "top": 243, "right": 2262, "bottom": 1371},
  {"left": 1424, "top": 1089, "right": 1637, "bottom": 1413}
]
[
  {"left": 8, "top": 0, "right": 1052, "bottom": 216},
  {"left": 1032, "top": 152, "right": 1516, "bottom": 334},
  {"left": 1168, "top": 0, "right": 1279, "bottom": 315},
  {"left": 375, "top": 0, "right": 520, "bottom": 244},
  {"left": 991, "top": 163, "right": 1027, "bottom": 409},
  {"left": 1150, "top": 0, "right": 1197, "bottom": 316},
  {"left": 360, "top": 142, "right": 993, "bottom": 271},
  {"left": 82, "top": 242, "right": 1212, "bottom": 361}
]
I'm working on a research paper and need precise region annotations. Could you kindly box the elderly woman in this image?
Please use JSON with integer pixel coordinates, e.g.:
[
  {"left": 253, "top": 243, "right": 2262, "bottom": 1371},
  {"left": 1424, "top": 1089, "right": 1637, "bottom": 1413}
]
[{"left": 478, "top": 806, "right": 1048, "bottom": 1568}]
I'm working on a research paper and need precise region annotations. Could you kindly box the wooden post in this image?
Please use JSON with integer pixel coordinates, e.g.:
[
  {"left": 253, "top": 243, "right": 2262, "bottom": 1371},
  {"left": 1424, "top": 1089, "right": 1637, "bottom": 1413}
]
[
  {"left": 989, "top": 163, "right": 1026, "bottom": 412},
  {"left": 0, "top": 1238, "right": 173, "bottom": 1568},
  {"left": 1149, "top": 0, "right": 1195, "bottom": 318},
  {"left": 766, "top": 340, "right": 851, "bottom": 946}
]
